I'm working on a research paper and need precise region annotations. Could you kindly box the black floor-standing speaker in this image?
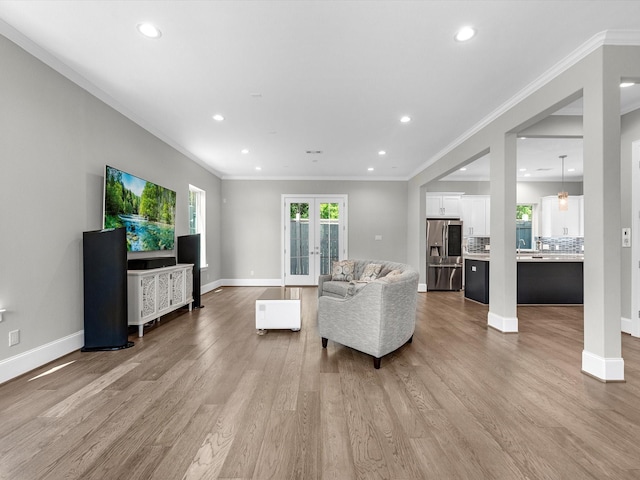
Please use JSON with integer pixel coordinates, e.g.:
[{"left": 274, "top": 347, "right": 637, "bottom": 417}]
[
  {"left": 82, "top": 228, "right": 134, "bottom": 351},
  {"left": 178, "top": 234, "right": 202, "bottom": 308}
]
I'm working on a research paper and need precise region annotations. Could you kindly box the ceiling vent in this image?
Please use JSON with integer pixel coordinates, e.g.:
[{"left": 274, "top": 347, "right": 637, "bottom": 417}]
[{"left": 306, "top": 150, "right": 323, "bottom": 155}]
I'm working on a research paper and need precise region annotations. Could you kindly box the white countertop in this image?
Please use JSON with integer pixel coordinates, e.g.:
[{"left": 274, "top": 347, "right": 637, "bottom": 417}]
[{"left": 464, "top": 253, "right": 584, "bottom": 263}]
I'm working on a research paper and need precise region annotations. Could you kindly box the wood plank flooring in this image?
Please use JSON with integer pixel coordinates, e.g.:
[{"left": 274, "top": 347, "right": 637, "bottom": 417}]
[{"left": 2, "top": 287, "right": 640, "bottom": 479}]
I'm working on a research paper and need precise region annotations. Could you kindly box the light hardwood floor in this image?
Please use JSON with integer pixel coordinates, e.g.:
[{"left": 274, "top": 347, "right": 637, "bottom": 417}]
[{"left": 1, "top": 287, "right": 640, "bottom": 479}]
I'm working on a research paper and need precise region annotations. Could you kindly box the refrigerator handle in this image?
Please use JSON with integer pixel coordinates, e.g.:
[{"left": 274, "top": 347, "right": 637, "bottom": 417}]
[{"left": 443, "top": 225, "right": 449, "bottom": 257}]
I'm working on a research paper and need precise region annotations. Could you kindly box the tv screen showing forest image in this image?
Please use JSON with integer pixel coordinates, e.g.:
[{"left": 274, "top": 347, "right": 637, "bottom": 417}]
[{"left": 103, "top": 165, "right": 176, "bottom": 251}]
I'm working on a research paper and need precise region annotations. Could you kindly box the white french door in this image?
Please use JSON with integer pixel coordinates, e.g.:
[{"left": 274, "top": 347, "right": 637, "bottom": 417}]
[{"left": 283, "top": 195, "right": 348, "bottom": 286}]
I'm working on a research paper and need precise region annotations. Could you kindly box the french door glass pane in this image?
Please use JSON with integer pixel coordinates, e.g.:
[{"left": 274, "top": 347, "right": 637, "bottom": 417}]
[
  {"left": 319, "top": 202, "right": 339, "bottom": 275},
  {"left": 289, "top": 202, "right": 309, "bottom": 275}
]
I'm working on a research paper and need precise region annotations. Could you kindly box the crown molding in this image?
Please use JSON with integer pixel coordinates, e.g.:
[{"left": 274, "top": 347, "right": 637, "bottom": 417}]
[
  {"left": 410, "top": 29, "right": 640, "bottom": 180},
  {"left": 601, "top": 29, "right": 640, "bottom": 46},
  {"left": 0, "top": 19, "right": 223, "bottom": 180},
  {"left": 221, "top": 175, "right": 407, "bottom": 181}
]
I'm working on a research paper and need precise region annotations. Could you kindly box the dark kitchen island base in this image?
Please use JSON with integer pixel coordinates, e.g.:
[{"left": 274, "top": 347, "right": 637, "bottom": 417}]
[
  {"left": 463, "top": 258, "right": 583, "bottom": 305},
  {"left": 464, "top": 259, "right": 489, "bottom": 303},
  {"left": 517, "top": 261, "right": 583, "bottom": 304}
]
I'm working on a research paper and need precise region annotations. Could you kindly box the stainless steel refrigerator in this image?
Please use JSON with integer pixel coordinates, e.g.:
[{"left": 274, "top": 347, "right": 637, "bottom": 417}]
[{"left": 427, "top": 219, "right": 463, "bottom": 291}]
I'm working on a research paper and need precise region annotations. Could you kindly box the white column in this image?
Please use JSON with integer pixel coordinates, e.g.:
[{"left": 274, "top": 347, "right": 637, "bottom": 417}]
[
  {"left": 581, "top": 51, "right": 624, "bottom": 381},
  {"left": 488, "top": 133, "right": 518, "bottom": 332}
]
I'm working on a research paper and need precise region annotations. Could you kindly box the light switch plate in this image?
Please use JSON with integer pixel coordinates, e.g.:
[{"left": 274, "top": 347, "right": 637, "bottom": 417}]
[{"left": 622, "top": 227, "right": 631, "bottom": 247}]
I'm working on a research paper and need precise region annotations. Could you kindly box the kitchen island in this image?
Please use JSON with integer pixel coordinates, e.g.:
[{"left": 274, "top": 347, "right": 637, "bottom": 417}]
[{"left": 464, "top": 254, "right": 584, "bottom": 305}]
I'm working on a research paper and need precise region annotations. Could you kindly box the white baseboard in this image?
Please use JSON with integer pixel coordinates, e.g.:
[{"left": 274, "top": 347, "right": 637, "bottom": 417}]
[
  {"left": 0, "top": 330, "right": 84, "bottom": 385},
  {"left": 582, "top": 350, "right": 625, "bottom": 382},
  {"left": 487, "top": 311, "right": 518, "bottom": 333},
  {"left": 203, "top": 279, "right": 282, "bottom": 293},
  {"left": 621, "top": 316, "right": 632, "bottom": 334},
  {"left": 201, "top": 279, "right": 223, "bottom": 294},
  {"left": 221, "top": 278, "right": 283, "bottom": 287},
  {"left": 209, "top": 279, "right": 425, "bottom": 290}
]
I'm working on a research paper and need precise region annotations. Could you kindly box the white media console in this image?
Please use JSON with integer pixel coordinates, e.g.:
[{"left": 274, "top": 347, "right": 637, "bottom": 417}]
[{"left": 127, "top": 263, "right": 194, "bottom": 337}]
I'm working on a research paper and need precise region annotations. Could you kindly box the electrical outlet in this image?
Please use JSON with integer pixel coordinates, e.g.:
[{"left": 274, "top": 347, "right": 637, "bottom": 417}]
[{"left": 9, "top": 329, "right": 19, "bottom": 347}]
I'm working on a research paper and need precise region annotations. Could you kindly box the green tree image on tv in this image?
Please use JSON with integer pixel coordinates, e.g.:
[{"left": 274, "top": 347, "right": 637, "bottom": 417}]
[{"left": 104, "top": 165, "right": 176, "bottom": 251}]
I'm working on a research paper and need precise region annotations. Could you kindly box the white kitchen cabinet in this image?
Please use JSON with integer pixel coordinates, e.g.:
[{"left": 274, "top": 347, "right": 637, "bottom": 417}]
[
  {"left": 540, "top": 195, "right": 582, "bottom": 236},
  {"left": 127, "top": 263, "right": 194, "bottom": 337},
  {"left": 460, "top": 195, "right": 490, "bottom": 236},
  {"left": 426, "top": 194, "right": 462, "bottom": 218}
]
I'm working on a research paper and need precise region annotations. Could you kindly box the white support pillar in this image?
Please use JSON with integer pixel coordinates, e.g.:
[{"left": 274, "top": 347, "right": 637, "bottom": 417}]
[
  {"left": 581, "top": 51, "right": 624, "bottom": 382},
  {"left": 488, "top": 133, "right": 518, "bottom": 332}
]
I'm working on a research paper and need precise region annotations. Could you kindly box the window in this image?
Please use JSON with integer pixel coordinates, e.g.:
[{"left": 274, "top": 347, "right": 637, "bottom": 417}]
[
  {"left": 516, "top": 204, "right": 533, "bottom": 250},
  {"left": 188, "top": 185, "right": 207, "bottom": 267}
]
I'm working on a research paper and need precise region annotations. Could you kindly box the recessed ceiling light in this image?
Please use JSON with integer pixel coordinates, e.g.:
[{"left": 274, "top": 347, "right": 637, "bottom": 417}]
[
  {"left": 568, "top": 168, "right": 575, "bottom": 172},
  {"left": 241, "top": 149, "right": 249, "bottom": 154},
  {"left": 621, "top": 82, "right": 636, "bottom": 88},
  {"left": 378, "top": 150, "right": 386, "bottom": 156},
  {"left": 255, "top": 166, "right": 262, "bottom": 171},
  {"left": 368, "top": 167, "right": 374, "bottom": 171},
  {"left": 459, "top": 167, "right": 467, "bottom": 171},
  {"left": 137, "top": 23, "right": 162, "bottom": 39},
  {"left": 400, "top": 116, "right": 411, "bottom": 123},
  {"left": 455, "top": 26, "right": 476, "bottom": 42},
  {"left": 524, "top": 173, "right": 531, "bottom": 177},
  {"left": 212, "top": 114, "right": 224, "bottom": 122},
  {"left": 519, "top": 168, "right": 527, "bottom": 172}
]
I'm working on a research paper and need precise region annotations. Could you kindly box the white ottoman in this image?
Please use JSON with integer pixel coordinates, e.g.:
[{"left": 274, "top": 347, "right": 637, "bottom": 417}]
[{"left": 255, "top": 287, "right": 301, "bottom": 334}]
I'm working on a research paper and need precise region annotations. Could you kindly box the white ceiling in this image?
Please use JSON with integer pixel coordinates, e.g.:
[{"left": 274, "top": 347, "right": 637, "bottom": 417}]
[{"left": 1, "top": 1, "right": 640, "bottom": 180}]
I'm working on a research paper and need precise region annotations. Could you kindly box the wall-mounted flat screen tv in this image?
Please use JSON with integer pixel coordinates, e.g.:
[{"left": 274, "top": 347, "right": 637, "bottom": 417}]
[{"left": 103, "top": 165, "right": 176, "bottom": 252}]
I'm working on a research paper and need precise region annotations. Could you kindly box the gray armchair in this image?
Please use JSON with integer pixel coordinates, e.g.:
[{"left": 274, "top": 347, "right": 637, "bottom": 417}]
[{"left": 317, "top": 259, "right": 419, "bottom": 368}]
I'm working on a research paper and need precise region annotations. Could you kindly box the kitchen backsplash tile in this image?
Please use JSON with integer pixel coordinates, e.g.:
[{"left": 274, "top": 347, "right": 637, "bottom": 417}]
[
  {"left": 466, "top": 237, "right": 491, "bottom": 253},
  {"left": 466, "top": 236, "right": 584, "bottom": 254},
  {"left": 536, "top": 236, "right": 584, "bottom": 253}
]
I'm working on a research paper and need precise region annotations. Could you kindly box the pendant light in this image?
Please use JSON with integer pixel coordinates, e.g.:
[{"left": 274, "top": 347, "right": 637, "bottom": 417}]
[{"left": 558, "top": 155, "right": 568, "bottom": 211}]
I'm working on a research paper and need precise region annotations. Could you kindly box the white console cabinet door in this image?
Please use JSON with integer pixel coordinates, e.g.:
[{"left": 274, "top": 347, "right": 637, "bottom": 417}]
[
  {"left": 460, "top": 195, "right": 490, "bottom": 236},
  {"left": 128, "top": 264, "right": 194, "bottom": 337},
  {"left": 426, "top": 194, "right": 462, "bottom": 218}
]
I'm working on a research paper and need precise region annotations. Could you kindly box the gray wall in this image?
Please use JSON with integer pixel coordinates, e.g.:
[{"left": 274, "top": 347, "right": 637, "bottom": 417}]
[
  {"left": 516, "top": 181, "right": 583, "bottom": 204},
  {"left": 221, "top": 180, "right": 408, "bottom": 280},
  {"left": 0, "top": 34, "right": 222, "bottom": 364}
]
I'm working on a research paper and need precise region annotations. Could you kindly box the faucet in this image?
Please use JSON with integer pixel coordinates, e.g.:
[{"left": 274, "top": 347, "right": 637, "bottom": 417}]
[{"left": 517, "top": 238, "right": 525, "bottom": 254}]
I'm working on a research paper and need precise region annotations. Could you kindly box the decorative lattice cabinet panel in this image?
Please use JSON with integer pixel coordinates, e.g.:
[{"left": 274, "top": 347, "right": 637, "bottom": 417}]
[{"left": 127, "top": 263, "right": 194, "bottom": 337}]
